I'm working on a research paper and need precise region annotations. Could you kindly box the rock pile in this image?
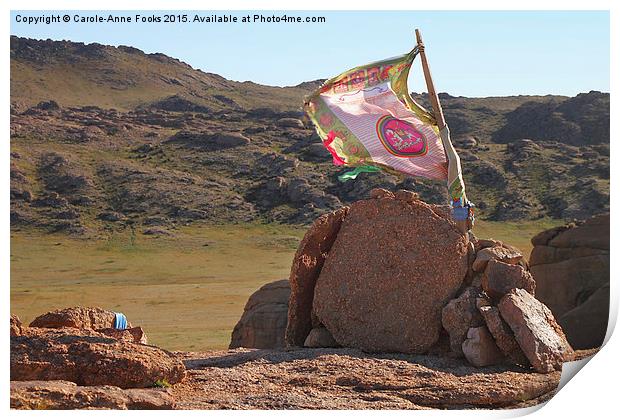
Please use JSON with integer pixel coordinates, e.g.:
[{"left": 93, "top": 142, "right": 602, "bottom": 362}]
[
  {"left": 530, "top": 213, "right": 609, "bottom": 349},
  {"left": 279, "top": 189, "right": 574, "bottom": 373},
  {"left": 10, "top": 308, "right": 186, "bottom": 410}
]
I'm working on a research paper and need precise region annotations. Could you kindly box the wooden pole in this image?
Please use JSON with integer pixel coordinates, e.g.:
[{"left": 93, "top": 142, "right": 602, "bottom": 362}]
[
  {"left": 415, "top": 28, "right": 470, "bottom": 235},
  {"left": 415, "top": 29, "right": 446, "bottom": 129}
]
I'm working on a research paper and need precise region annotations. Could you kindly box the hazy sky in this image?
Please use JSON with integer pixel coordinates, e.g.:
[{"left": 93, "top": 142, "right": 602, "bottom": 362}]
[{"left": 10, "top": 10, "right": 610, "bottom": 97}]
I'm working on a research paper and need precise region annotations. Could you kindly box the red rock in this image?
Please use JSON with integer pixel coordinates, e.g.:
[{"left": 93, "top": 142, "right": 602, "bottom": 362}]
[
  {"left": 462, "top": 326, "right": 504, "bottom": 367},
  {"left": 498, "top": 289, "right": 573, "bottom": 373},
  {"left": 11, "top": 314, "right": 22, "bottom": 336},
  {"left": 393, "top": 189, "right": 419, "bottom": 202},
  {"left": 97, "top": 326, "right": 148, "bottom": 345},
  {"left": 313, "top": 197, "right": 468, "bottom": 353},
  {"left": 285, "top": 207, "right": 349, "bottom": 347},
  {"left": 472, "top": 246, "right": 523, "bottom": 272},
  {"left": 482, "top": 259, "right": 535, "bottom": 300},
  {"left": 11, "top": 327, "right": 186, "bottom": 388},
  {"left": 10, "top": 380, "right": 175, "bottom": 410},
  {"left": 474, "top": 238, "right": 502, "bottom": 253},
  {"left": 369, "top": 188, "right": 394, "bottom": 199},
  {"left": 478, "top": 305, "right": 529, "bottom": 366},
  {"left": 441, "top": 287, "right": 485, "bottom": 355},
  {"left": 230, "top": 279, "right": 290, "bottom": 349},
  {"left": 548, "top": 214, "right": 609, "bottom": 249},
  {"left": 29, "top": 306, "right": 128, "bottom": 330},
  {"left": 304, "top": 326, "right": 339, "bottom": 348}
]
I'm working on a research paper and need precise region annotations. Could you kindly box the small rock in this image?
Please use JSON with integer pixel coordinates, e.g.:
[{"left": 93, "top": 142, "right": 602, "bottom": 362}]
[
  {"left": 441, "top": 287, "right": 485, "bottom": 355},
  {"left": 478, "top": 305, "right": 529, "bottom": 366},
  {"left": 462, "top": 326, "right": 504, "bottom": 367},
  {"left": 472, "top": 245, "right": 523, "bottom": 272},
  {"left": 482, "top": 259, "right": 536, "bottom": 300},
  {"left": 303, "top": 326, "right": 339, "bottom": 348},
  {"left": 11, "top": 314, "right": 22, "bottom": 336},
  {"left": 394, "top": 189, "right": 419, "bottom": 202},
  {"left": 277, "top": 118, "right": 304, "bottom": 128},
  {"left": 369, "top": 188, "right": 395, "bottom": 200},
  {"left": 498, "top": 289, "right": 573, "bottom": 373}
]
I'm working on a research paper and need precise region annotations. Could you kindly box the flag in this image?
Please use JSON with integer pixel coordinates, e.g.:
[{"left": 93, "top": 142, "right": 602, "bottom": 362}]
[{"left": 304, "top": 47, "right": 468, "bottom": 207}]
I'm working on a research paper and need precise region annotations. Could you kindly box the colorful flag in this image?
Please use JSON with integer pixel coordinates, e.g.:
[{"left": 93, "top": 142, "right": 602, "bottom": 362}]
[{"left": 304, "top": 47, "right": 468, "bottom": 208}]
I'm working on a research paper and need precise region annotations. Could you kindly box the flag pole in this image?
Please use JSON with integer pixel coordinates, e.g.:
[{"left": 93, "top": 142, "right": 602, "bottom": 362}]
[{"left": 415, "top": 29, "right": 471, "bottom": 235}]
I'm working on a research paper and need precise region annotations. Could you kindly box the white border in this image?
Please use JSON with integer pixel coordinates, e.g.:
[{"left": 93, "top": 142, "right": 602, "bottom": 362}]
[{"left": 2, "top": 1, "right": 617, "bottom": 419}]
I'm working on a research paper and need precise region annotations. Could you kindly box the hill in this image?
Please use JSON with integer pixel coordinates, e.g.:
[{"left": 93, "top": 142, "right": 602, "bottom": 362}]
[{"left": 10, "top": 36, "right": 610, "bottom": 236}]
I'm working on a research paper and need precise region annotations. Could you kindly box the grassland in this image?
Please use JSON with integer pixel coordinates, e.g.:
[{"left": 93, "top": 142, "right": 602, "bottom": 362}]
[{"left": 11, "top": 219, "right": 559, "bottom": 350}]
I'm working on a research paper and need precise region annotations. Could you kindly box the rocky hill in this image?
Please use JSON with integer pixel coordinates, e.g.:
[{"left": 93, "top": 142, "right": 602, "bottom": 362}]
[{"left": 10, "top": 36, "right": 610, "bottom": 235}]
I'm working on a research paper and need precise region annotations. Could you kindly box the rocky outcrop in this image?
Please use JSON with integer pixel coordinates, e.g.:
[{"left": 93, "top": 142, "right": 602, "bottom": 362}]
[
  {"left": 11, "top": 380, "right": 175, "bottom": 410},
  {"left": 172, "top": 347, "right": 561, "bottom": 409},
  {"left": 230, "top": 279, "right": 290, "bottom": 349},
  {"left": 498, "top": 289, "right": 573, "bottom": 373},
  {"left": 530, "top": 214, "right": 609, "bottom": 349},
  {"left": 312, "top": 192, "right": 468, "bottom": 353},
  {"left": 285, "top": 207, "right": 349, "bottom": 347},
  {"left": 11, "top": 327, "right": 186, "bottom": 388}
]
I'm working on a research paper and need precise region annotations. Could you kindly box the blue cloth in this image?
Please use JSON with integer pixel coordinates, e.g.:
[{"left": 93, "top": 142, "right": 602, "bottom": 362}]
[
  {"left": 114, "top": 312, "right": 128, "bottom": 330},
  {"left": 451, "top": 206, "right": 470, "bottom": 221}
]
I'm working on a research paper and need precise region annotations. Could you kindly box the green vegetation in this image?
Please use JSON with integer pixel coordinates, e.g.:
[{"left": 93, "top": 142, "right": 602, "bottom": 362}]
[{"left": 11, "top": 220, "right": 558, "bottom": 350}]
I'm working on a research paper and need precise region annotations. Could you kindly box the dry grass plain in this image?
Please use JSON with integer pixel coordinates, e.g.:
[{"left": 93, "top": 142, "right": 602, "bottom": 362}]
[{"left": 10, "top": 219, "right": 559, "bottom": 350}]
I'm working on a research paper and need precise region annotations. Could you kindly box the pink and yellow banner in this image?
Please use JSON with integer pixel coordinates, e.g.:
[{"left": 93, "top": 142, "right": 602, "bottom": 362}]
[{"left": 304, "top": 47, "right": 449, "bottom": 182}]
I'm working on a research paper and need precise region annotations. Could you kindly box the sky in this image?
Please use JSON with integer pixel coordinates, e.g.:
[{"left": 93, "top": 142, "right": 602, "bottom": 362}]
[{"left": 10, "top": 10, "right": 610, "bottom": 97}]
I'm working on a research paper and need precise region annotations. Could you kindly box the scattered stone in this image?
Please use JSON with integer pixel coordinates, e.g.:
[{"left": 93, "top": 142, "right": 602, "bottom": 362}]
[
  {"left": 472, "top": 245, "right": 523, "bottom": 272},
  {"left": 11, "top": 327, "right": 186, "bottom": 388},
  {"left": 498, "top": 289, "right": 573, "bottom": 373},
  {"left": 441, "top": 287, "right": 485, "bottom": 355},
  {"left": 230, "top": 279, "right": 290, "bottom": 349},
  {"left": 313, "top": 197, "right": 468, "bottom": 353},
  {"left": 143, "top": 228, "right": 172, "bottom": 236},
  {"left": 462, "top": 326, "right": 504, "bottom": 367},
  {"left": 277, "top": 118, "right": 304, "bottom": 128},
  {"left": 212, "top": 132, "right": 250, "bottom": 148},
  {"left": 97, "top": 326, "right": 148, "bottom": 345},
  {"left": 285, "top": 207, "right": 349, "bottom": 347},
  {"left": 29, "top": 306, "right": 123, "bottom": 330},
  {"left": 478, "top": 305, "right": 529, "bottom": 366},
  {"left": 369, "top": 187, "right": 395, "bottom": 200},
  {"left": 303, "top": 326, "right": 339, "bottom": 348},
  {"left": 482, "top": 260, "right": 536, "bottom": 300},
  {"left": 10, "top": 380, "right": 175, "bottom": 410},
  {"left": 98, "top": 211, "right": 125, "bottom": 222}
]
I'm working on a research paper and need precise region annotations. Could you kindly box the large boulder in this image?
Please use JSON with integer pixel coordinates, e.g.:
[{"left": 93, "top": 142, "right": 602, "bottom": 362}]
[
  {"left": 11, "top": 327, "right": 186, "bottom": 388},
  {"left": 498, "top": 289, "right": 573, "bottom": 373},
  {"left": 285, "top": 207, "right": 349, "bottom": 347},
  {"left": 313, "top": 194, "right": 469, "bottom": 353},
  {"left": 530, "top": 214, "right": 609, "bottom": 349},
  {"left": 229, "top": 279, "right": 290, "bottom": 349},
  {"left": 11, "top": 380, "right": 175, "bottom": 410}
]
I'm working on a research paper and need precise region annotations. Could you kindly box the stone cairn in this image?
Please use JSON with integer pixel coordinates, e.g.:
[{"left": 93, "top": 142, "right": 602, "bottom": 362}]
[{"left": 284, "top": 188, "right": 574, "bottom": 373}]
